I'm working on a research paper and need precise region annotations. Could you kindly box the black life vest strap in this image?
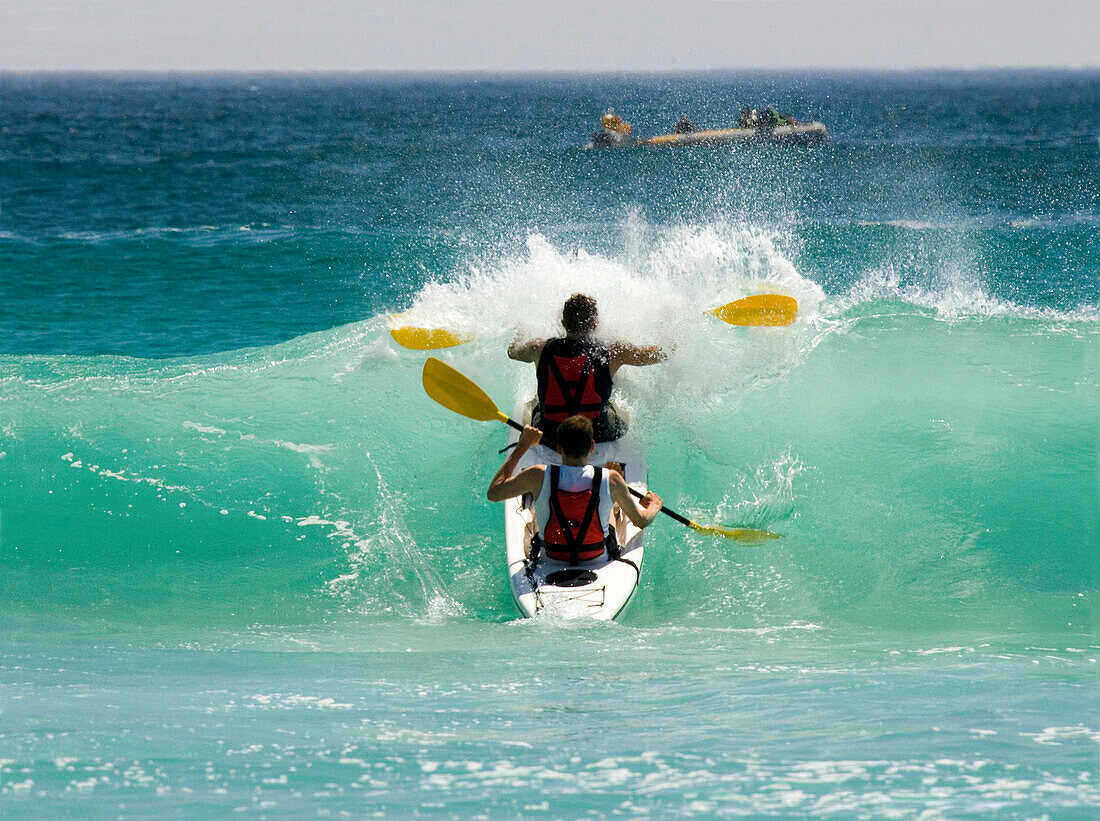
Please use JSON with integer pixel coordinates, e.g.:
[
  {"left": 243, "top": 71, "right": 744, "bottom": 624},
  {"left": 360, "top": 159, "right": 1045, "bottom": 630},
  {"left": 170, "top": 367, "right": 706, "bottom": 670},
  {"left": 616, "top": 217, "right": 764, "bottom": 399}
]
[
  {"left": 544, "top": 355, "right": 605, "bottom": 417},
  {"left": 547, "top": 465, "right": 603, "bottom": 565},
  {"left": 604, "top": 530, "right": 621, "bottom": 561}
]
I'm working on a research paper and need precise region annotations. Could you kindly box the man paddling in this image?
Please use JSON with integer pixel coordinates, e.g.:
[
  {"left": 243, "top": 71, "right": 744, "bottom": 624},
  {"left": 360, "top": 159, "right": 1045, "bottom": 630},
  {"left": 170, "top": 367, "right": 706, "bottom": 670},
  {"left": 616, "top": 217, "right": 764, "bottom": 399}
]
[
  {"left": 508, "top": 293, "right": 665, "bottom": 443},
  {"left": 487, "top": 416, "right": 662, "bottom": 564}
]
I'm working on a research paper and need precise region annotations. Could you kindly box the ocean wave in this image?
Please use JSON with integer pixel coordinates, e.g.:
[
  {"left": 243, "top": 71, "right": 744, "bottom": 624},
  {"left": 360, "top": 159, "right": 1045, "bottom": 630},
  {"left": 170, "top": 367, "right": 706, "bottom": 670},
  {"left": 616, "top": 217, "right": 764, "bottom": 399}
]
[
  {"left": 0, "top": 258, "right": 1095, "bottom": 631},
  {"left": 842, "top": 264, "right": 1100, "bottom": 322},
  {"left": 849, "top": 214, "right": 1100, "bottom": 231},
  {"left": 0, "top": 224, "right": 377, "bottom": 246}
]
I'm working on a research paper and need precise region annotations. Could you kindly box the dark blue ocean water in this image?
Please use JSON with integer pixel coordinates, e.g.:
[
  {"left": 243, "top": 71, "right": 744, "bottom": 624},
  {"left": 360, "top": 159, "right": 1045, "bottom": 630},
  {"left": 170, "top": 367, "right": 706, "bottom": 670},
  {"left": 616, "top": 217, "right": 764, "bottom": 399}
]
[
  {"left": 0, "top": 72, "right": 1097, "bottom": 817},
  {"left": 2, "top": 71, "right": 1098, "bottom": 356}
]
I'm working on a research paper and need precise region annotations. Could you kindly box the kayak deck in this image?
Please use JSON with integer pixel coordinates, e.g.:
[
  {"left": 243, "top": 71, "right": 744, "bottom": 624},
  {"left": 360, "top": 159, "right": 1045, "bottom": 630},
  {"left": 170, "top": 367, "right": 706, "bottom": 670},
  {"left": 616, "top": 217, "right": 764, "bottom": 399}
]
[{"left": 504, "top": 401, "right": 648, "bottom": 621}]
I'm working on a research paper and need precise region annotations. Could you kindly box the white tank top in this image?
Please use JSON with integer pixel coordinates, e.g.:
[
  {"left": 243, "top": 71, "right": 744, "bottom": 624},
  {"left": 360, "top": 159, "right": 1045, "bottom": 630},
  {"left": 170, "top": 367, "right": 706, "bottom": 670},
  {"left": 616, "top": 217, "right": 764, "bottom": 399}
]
[{"left": 534, "top": 464, "right": 613, "bottom": 540}]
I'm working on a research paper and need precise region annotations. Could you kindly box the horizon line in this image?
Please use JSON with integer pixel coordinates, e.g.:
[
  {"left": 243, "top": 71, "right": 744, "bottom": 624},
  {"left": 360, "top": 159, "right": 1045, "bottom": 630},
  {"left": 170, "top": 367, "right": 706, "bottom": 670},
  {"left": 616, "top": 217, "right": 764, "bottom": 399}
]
[{"left": 2, "top": 65, "right": 1100, "bottom": 77}]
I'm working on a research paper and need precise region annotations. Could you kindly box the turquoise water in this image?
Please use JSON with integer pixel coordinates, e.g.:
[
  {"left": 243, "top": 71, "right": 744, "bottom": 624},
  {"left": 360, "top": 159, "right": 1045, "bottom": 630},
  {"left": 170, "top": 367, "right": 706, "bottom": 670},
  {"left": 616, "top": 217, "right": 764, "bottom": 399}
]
[{"left": 1, "top": 72, "right": 1098, "bottom": 817}]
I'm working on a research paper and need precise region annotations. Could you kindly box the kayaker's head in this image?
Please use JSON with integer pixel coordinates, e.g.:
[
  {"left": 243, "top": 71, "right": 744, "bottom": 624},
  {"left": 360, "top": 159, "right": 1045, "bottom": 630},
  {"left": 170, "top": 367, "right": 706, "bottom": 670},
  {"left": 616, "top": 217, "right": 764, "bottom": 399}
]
[
  {"left": 556, "top": 414, "right": 595, "bottom": 461},
  {"left": 562, "top": 293, "right": 598, "bottom": 337}
]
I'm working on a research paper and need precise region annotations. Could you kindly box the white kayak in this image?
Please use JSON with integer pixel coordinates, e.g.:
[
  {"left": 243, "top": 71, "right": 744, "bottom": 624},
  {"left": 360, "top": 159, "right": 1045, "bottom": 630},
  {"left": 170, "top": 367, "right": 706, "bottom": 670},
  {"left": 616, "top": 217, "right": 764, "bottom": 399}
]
[{"left": 504, "top": 400, "right": 649, "bottom": 621}]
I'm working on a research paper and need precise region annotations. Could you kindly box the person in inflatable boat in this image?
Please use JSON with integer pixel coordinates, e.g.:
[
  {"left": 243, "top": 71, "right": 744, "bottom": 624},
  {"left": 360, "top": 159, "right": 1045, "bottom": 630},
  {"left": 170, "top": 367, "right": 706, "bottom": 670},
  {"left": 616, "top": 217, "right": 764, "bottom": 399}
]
[
  {"left": 487, "top": 415, "right": 662, "bottom": 564},
  {"left": 508, "top": 293, "right": 665, "bottom": 443}
]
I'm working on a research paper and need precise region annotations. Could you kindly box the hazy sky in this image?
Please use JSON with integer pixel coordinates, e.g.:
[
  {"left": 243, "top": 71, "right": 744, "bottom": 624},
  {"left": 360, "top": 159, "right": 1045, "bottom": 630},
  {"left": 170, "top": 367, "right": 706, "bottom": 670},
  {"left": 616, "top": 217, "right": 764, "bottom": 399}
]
[{"left": 2, "top": 0, "right": 1098, "bottom": 73}]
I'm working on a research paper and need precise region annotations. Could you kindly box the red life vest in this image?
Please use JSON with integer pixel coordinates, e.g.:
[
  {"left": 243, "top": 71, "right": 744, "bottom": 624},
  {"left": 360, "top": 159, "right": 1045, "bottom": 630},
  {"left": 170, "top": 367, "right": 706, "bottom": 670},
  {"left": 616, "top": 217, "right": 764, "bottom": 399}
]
[
  {"left": 542, "top": 465, "right": 608, "bottom": 563},
  {"left": 536, "top": 338, "right": 615, "bottom": 440}
]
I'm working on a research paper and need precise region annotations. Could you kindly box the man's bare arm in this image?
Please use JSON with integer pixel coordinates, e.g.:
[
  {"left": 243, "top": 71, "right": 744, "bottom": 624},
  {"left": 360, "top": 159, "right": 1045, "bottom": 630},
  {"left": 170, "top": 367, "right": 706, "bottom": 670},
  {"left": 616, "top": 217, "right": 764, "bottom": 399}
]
[
  {"left": 608, "top": 470, "right": 662, "bottom": 528},
  {"left": 609, "top": 342, "right": 667, "bottom": 374},
  {"left": 487, "top": 425, "right": 545, "bottom": 501},
  {"left": 508, "top": 336, "right": 545, "bottom": 363}
]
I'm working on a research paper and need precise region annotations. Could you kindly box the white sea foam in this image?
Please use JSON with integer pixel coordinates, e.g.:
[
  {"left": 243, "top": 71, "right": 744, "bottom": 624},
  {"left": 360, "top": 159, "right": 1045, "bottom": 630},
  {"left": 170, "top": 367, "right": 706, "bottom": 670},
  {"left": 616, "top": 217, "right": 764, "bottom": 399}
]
[
  {"left": 397, "top": 221, "right": 834, "bottom": 427},
  {"left": 183, "top": 421, "right": 227, "bottom": 435},
  {"left": 273, "top": 439, "right": 331, "bottom": 469},
  {"left": 844, "top": 258, "right": 1100, "bottom": 322},
  {"left": 401, "top": 222, "right": 824, "bottom": 349},
  {"left": 60, "top": 450, "right": 189, "bottom": 494},
  {"left": 273, "top": 440, "right": 331, "bottom": 455}
]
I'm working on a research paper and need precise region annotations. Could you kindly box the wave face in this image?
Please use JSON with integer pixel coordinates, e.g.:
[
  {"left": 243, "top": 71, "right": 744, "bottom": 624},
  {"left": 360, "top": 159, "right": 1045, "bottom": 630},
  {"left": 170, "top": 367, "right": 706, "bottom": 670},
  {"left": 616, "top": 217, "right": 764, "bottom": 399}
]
[
  {"left": 1, "top": 225, "right": 1095, "bottom": 641},
  {"left": 1, "top": 73, "right": 1097, "bottom": 640}
]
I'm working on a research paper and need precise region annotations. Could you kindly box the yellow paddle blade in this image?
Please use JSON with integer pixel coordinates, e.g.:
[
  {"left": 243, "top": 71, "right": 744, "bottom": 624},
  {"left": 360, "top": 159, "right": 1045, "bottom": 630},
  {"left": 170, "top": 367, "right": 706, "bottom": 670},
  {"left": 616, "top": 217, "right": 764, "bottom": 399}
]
[
  {"left": 688, "top": 521, "right": 782, "bottom": 542},
  {"left": 712, "top": 294, "right": 798, "bottom": 327},
  {"left": 422, "top": 357, "right": 509, "bottom": 423},
  {"left": 389, "top": 324, "right": 472, "bottom": 350}
]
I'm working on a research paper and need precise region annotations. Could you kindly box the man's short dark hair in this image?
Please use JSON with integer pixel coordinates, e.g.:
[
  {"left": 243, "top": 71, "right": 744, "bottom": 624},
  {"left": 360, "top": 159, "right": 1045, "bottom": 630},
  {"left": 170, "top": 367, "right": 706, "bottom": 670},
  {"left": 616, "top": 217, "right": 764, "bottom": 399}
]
[
  {"left": 556, "top": 415, "right": 594, "bottom": 458},
  {"left": 562, "top": 293, "right": 598, "bottom": 335}
]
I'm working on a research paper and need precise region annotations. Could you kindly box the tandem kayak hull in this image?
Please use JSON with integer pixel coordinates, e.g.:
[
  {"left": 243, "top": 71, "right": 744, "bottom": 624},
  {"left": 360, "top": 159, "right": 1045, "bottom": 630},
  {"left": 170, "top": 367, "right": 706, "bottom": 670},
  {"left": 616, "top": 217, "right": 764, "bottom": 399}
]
[{"left": 504, "top": 401, "right": 648, "bottom": 621}]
